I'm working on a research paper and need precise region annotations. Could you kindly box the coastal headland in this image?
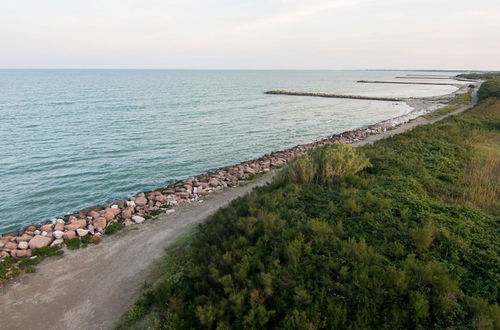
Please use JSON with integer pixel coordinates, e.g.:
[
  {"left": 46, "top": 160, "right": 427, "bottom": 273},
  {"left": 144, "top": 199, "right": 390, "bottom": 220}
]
[
  {"left": 0, "top": 78, "right": 481, "bottom": 329},
  {"left": 0, "top": 81, "right": 475, "bottom": 265}
]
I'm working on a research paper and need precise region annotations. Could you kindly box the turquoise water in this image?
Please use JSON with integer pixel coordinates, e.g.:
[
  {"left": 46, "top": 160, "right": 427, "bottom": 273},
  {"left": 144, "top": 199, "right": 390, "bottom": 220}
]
[{"left": 0, "top": 70, "right": 461, "bottom": 233}]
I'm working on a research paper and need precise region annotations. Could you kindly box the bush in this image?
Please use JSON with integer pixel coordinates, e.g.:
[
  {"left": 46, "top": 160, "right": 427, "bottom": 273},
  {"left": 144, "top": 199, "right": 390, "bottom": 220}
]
[
  {"left": 310, "top": 144, "right": 371, "bottom": 183},
  {"left": 65, "top": 238, "right": 81, "bottom": 250},
  {"left": 282, "top": 153, "right": 315, "bottom": 185},
  {"left": 105, "top": 221, "right": 125, "bottom": 235},
  {"left": 282, "top": 144, "right": 371, "bottom": 185},
  {"left": 478, "top": 78, "right": 500, "bottom": 102}
]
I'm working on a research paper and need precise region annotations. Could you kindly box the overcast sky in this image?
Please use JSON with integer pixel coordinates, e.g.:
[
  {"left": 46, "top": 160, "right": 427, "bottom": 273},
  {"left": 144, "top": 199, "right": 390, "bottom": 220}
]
[{"left": 1, "top": 0, "right": 499, "bottom": 70}]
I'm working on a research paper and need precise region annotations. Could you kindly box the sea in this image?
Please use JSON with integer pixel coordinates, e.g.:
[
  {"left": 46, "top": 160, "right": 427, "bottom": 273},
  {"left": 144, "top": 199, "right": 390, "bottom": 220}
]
[{"left": 0, "top": 70, "right": 465, "bottom": 233}]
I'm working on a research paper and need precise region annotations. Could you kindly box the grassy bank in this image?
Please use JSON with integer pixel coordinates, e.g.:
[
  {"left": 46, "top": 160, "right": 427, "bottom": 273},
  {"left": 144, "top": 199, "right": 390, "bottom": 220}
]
[
  {"left": 424, "top": 88, "right": 473, "bottom": 118},
  {"left": 123, "top": 83, "right": 499, "bottom": 329}
]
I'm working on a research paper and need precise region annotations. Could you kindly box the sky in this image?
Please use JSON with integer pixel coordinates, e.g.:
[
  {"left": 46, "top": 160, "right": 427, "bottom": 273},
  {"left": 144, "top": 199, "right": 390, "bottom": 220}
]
[{"left": 0, "top": 0, "right": 499, "bottom": 70}]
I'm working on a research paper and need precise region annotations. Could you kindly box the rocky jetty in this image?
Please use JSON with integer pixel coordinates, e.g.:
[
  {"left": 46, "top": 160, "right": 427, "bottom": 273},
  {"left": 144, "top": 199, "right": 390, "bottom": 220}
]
[
  {"left": 265, "top": 90, "right": 403, "bottom": 102},
  {"left": 357, "top": 80, "right": 460, "bottom": 86},
  {"left": 0, "top": 121, "right": 397, "bottom": 260}
]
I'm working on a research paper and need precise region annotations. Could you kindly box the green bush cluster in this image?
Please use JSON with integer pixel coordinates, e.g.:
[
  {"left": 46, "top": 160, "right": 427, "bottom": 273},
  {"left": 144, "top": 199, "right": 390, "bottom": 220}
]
[
  {"left": 458, "top": 72, "right": 500, "bottom": 80},
  {"left": 105, "top": 219, "right": 125, "bottom": 235},
  {"left": 478, "top": 78, "right": 500, "bottom": 102},
  {"left": 282, "top": 144, "right": 370, "bottom": 185},
  {"left": 121, "top": 97, "right": 500, "bottom": 329}
]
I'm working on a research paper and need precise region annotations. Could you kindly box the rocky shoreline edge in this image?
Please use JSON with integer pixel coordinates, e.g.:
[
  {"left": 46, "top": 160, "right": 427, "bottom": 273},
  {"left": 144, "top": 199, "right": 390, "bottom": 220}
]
[{"left": 0, "top": 85, "right": 472, "bottom": 262}]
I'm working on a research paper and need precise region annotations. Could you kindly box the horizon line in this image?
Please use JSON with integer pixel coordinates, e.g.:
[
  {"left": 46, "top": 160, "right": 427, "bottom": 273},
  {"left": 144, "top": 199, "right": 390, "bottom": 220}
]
[{"left": 0, "top": 68, "right": 495, "bottom": 72}]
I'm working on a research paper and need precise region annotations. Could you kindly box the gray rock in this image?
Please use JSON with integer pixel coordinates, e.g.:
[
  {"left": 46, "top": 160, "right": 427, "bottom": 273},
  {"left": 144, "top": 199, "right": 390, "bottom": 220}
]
[
  {"left": 76, "top": 228, "right": 89, "bottom": 237},
  {"left": 88, "top": 224, "right": 95, "bottom": 235},
  {"left": 132, "top": 216, "right": 145, "bottom": 224},
  {"left": 50, "top": 239, "right": 64, "bottom": 247},
  {"left": 18, "top": 241, "right": 29, "bottom": 250}
]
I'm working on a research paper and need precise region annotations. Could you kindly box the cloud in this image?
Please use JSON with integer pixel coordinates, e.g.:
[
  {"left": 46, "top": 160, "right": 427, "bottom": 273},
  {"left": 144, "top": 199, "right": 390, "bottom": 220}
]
[{"left": 238, "top": 0, "right": 362, "bottom": 31}]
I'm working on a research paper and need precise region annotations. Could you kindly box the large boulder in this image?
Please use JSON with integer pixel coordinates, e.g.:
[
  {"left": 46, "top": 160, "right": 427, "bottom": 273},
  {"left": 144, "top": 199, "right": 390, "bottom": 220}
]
[
  {"left": 63, "top": 231, "right": 77, "bottom": 240},
  {"left": 106, "top": 207, "right": 121, "bottom": 217},
  {"left": 40, "top": 223, "right": 54, "bottom": 232},
  {"left": 104, "top": 211, "right": 115, "bottom": 221},
  {"left": 89, "top": 210, "right": 101, "bottom": 219},
  {"left": 209, "top": 178, "right": 220, "bottom": 187},
  {"left": 51, "top": 239, "right": 64, "bottom": 247},
  {"left": 0, "top": 251, "right": 10, "bottom": 257},
  {"left": 94, "top": 217, "right": 107, "bottom": 231},
  {"left": 70, "top": 219, "right": 87, "bottom": 229},
  {"left": 121, "top": 208, "right": 133, "bottom": 219},
  {"left": 15, "top": 234, "right": 32, "bottom": 242},
  {"left": 132, "top": 216, "right": 145, "bottom": 224},
  {"left": 54, "top": 222, "right": 65, "bottom": 231},
  {"left": 28, "top": 235, "right": 52, "bottom": 249},
  {"left": 18, "top": 241, "right": 29, "bottom": 250},
  {"left": 64, "top": 224, "right": 80, "bottom": 231},
  {"left": 4, "top": 241, "right": 17, "bottom": 250},
  {"left": 134, "top": 196, "right": 147, "bottom": 207},
  {"left": 175, "top": 192, "right": 189, "bottom": 199},
  {"left": 11, "top": 249, "right": 32, "bottom": 258},
  {"left": 76, "top": 229, "right": 89, "bottom": 237}
]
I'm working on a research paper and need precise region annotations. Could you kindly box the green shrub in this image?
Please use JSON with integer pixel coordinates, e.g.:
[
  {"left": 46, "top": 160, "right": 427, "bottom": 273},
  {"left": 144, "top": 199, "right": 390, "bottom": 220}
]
[
  {"left": 282, "top": 144, "right": 371, "bottom": 185},
  {"left": 282, "top": 153, "right": 315, "bottom": 185},
  {"left": 310, "top": 144, "right": 371, "bottom": 183},
  {"left": 149, "top": 209, "right": 164, "bottom": 217},
  {"left": 105, "top": 221, "right": 125, "bottom": 235},
  {"left": 478, "top": 78, "right": 500, "bottom": 102},
  {"left": 65, "top": 238, "right": 81, "bottom": 250}
]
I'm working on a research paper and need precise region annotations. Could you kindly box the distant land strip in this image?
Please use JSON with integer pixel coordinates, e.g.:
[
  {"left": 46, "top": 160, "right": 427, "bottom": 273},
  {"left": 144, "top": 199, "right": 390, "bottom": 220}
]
[
  {"left": 396, "top": 76, "right": 451, "bottom": 80},
  {"left": 265, "top": 90, "right": 403, "bottom": 102},
  {"left": 357, "top": 80, "right": 459, "bottom": 86},
  {"left": 405, "top": 74, "right": 450, "bottom": 77}
]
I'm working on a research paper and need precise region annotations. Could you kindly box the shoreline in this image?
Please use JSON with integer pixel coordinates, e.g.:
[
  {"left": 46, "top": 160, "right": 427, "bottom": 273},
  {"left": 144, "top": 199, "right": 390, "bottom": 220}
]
[
  {"left": 0, "top": 81, "right": 481, "bottom": 329},
  {"left": 0, "top": 81, "right": 475, "bottom": 259}
]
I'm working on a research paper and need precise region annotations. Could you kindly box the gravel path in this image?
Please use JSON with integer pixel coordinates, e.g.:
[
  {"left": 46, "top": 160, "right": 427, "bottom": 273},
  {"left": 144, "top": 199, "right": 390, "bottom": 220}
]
[{"left": 0, "top": 87, "right": 479, "bottom": 330}]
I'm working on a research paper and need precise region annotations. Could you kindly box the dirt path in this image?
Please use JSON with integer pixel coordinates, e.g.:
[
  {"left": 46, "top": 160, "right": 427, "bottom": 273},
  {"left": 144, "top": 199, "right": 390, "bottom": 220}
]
[
  {"left": 354, "top": 88, "right": 478, "bottom": 147},
  {"left": 0, "top": 88, "right": 479, "bottom": 330}
]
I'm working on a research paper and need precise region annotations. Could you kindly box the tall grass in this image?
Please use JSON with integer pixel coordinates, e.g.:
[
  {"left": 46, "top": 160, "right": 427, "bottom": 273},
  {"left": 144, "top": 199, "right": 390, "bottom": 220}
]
[{"left": 281, "top": 144, "right": 371, "bottom": 185}]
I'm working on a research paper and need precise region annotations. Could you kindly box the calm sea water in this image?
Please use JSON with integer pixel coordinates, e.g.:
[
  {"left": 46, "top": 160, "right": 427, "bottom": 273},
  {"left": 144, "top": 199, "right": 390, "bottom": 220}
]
[{"left": 0, "top": 70, "right": 462, "bottom": 233}]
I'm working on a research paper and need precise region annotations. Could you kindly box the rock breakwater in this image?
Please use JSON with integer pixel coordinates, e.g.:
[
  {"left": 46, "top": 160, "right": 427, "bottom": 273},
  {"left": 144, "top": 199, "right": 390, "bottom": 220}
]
[
  {"left": 0, "top": 121, "right": 396, "bottom": 260},
  {"left": 265, "top": 90, "right": 403, "bottom": 102},
  {"left": 357, "top": 80, "right": 460, "bottom": 86}
]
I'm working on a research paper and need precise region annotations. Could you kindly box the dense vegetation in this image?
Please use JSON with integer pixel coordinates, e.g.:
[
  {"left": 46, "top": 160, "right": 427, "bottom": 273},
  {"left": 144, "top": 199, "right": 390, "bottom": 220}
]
[
  {"left": 458, "top": 72, "right": 500, "bottom": 80},
  {"left": 477, "top": 79, "right": 500, "bottom": 102},
  {"left": 458, "top": 73, "right": 500, "bottom": 102},
  {"left": 120, "top": 84, "right": 500, "bottom": 329}
]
